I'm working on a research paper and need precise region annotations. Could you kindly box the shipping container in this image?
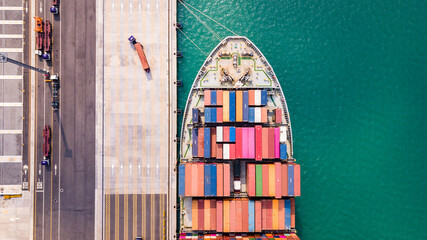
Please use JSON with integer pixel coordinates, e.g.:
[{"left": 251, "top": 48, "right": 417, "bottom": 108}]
[
  {"left": 224, "top": 164, "right": 231, "bottom": 196},
  {"left": 273, "top": 199, "right": 279, "bottom": 230},
  {"left": 274, "top": 128, "right": 280, "bottom": 159},
  {"left": 197, "top": 163, "right": 205, "bottom": 196},
  {"left": 243, "top": 91, "right": 249, "bottom": 122},
  {"left": 242, "top": 128, "right": 249, "bottom": 158},
  {"left": 204, "top": 128, "right": 211, "bottom": 158},
  {"left": 254, "top": 107, "right": 261, "bottom": 122},
  {"left": 280, "top": 126, "right": 287, "bottom": 143},
  {"left": 261, "top": 200, "right": 267, "bottom": 230},
  {"left": 281, "top": 164, "right": 288, "bottom": 196},
  {"left": 291, "top": 198, "right": 295, "bottom": 228},
  {"left": 223, "top": 90, "right": 229, "bottom": 122},
  {"left": 247, "top": 164, "right": 255, "bottom": 197},
  {"left": 235, "top": 128, "right": 243, "bottom": 158},
  {"left": 217, "top": 163, "right": 224, "bottom": 196},
  {"left": 216, "top": 126, "right": 223, "bottom": 142},
  {"left": 205, "top": 107, "right": 211, "bottom": 123},
  {"left": 223, "top": 200, "right": 230, "bottom": 232},
  {"left": 223, "top": 143, "right": 230, "bottom": 160},
  {"left": 204, "top": 164, "right": 211, "bottom": 196},
  {"left": 229, "top": 126, "right": 236, "bottom": 142},
  {"left": 255, "top": 125, "right": 262, "bottom": 160},
  {"left": 216, "top": 200, "right": 223, "bottom": 232},
  {"left": 285, "top": 199, "right": 291, "bottom": 230},
  {"left": 198, "top": 128, "right": 204, "bottom": 157},
  {"left": 229, "top": 91, "right": 236, "bottom": 122},
  {"left": 198, "top": 199, "right": 204, "bottom": 229},
  {"left": 192, "top": 199, "right": 198, "bottom": 230},
  {"left": 217, "top": 107, "right": 223, "bottom": 123},
  {"left": 248, "top": 107, "right": 255, "bottom": 122},
  {"left": 211, "top": 199, "right": 217, "bottom": 230},
  {"left": 217, "top": 90, "right": 223, "bottom": 106},
  {"left": 261, "top": 89, "right": 267, "bottom": 105},
  {"left": 179, "top": 164, "right": 185, "bottom": 196},
  {"left": 223, "top": 126, "right": 230, "bottom": 142},
  {"left": 255, "top": 200, "right": 262, "bottom": 232},
  {"left": 248, "top": 200, "right": 255, "bottom": 232},
  {"left": 248, "top": 127, "right": 255, "bottom": 158},
  {"left": 236, "top": 90, "right": 243, "bottom": 122},
  {"left": 192, "top": 108, "right": 199, "bottom": 123},
  {"left": 211, "top": 128, "right": 216, "bottom": 158},
  {"left": 229, "top": 143, "right": 236, "bottom": 160},
  {"left": 266, "top": 200, "right": 273, "bottom": 230},
  {"left": 204, "top": 199, "right": 210, "bottom": 230},
  {"left": 192, "top": 128, "right": 198, "bottom": 157},
  {"left": 294, "top": 163, "right": 301, "bottom": 196},
  {"left": 211, "top": 164, "right": 217, "bottom": 196},
  {"left": 249, "top": 90, "right": 255, "bottom": 106},
  {"left": 229, "top": 199, "right": 236, "bottom": 232},
  {"left": 288, "top": 164, "right": 294, "bottom": 196},
  {"left": 279, "top": 199, "right": 285, "bottom": 230},
  {"left": 254, "top": 90, "right": 261, "bottom": 106},
  {"left": 262, "top": 165, "right": 269, "bottom": 196},
  {"left": 274, "top": 162, "right": 282, "bottom": 198},
  {"left": 268, "top": 164, "right": 275, "bottom": 197},
  {"left": 211, "top": 108, "right": 217, "bottom": 123},
  {"left": 185, "top": 163, "right": 192, "bottom": 196},
  {"left": 255, "top": 164, "right": 263, "bottom": 196},
  {"left": 262, "top": 128, "right": 269, "bottom": 159},
  {"left": 268, "top": 128, "right": 275, "bottom": 159},
  {"left": 211, "top": 90, "right": 217, "bottom": 105},
  {"left": 280, "top": 144, "right": 287, "bottom": 160},
  {"left": 236, "top": 199, "right": 242, "bottom": 232},
  {"left": 261, "top": 107, "right": 268, "bottom": 123},
  {"left": 275, "top": 108, "right": 282, "bottom": 123},
  {"left": 242, "top": 199, "right": 249, "bottom": 232},
  {"left": 204, "top": 90, "right": 211, "bottom": 106},
  {"left": 216, "top": 143, "right": 223, "bottom": 160},
  {"left": 191, "top": 164, "right": 198, "bottom": 196}
]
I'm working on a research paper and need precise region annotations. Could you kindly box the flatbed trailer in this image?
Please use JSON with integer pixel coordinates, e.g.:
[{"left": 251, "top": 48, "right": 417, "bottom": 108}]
[{"left": 128, "top": 36, "right": 150, "bottom": 73}]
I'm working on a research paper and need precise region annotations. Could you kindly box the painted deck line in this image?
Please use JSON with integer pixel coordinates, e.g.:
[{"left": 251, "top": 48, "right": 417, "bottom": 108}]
[
  {"left": 0, "top": 34, "right": 23, "bottom": 38},
  {"left": 0, "top": 156, "right": 22, "bottom": 163},
  {"left": 0, "top": 102, "right": 23, "bottom": 107},
  {"left": 0, "top": 48, "right": 23, "bottom": 52},
  {"left": 0, "top": 20, "right": 24, "bottom": 24},
  {"left": 0, "top": 6, "right": 23, "bottom": 10},
  {"left": 0, "top": 75, "right": 23, "bottom": 79},
  {"left": 0, "top": 129, "right": 23, "bottom": 134}
]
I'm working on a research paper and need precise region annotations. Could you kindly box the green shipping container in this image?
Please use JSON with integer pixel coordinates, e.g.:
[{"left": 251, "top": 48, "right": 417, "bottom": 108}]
[{"left": 256, "top": 164, "right": 263, "bottom": 196}]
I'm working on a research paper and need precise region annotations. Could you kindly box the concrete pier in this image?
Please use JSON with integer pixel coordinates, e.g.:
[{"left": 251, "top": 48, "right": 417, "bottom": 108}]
[{"left": 95, "top": 0, "right": 177, "bottom": 239}]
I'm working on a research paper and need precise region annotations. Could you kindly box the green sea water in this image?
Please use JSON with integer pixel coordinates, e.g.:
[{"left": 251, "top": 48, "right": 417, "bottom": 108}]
[{"left": 177, "top": 1, "right": 427, "bottom": 239}]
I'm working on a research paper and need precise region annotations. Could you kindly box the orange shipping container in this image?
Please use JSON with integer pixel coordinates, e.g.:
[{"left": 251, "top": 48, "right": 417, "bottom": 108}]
[
  {"left": 198, "top": 128, "right": 204, "bottom": 157},
  {"left": 282, "top": 164, "right": 288, "bottom": 196},
  {"left": 235, "top": 199, "right": 243, "bottom": 232},
  {"left": 217, "top": 90, "right": 223, "bottom": 106},
  {"left": 262, "top": 165, "right": 269, "bottom": 196},
  {"left": 223, "top": 200, "right": 230, "bottom": 232},
  {"left": 247, "top": 164, "right": 256, "bottom": 196},
  {"left": 217, "top": 107, "right": 223, "bottom": 123},
  {"left": 272, "top": 199, "right": 279, "bottom": 230},
  {"left": 197, "top": 164, "right": 204, "bottom": 196},
  {"left": 236, "top": 91, "right": 243, "bottom": 122},
  {"left": 204, "top": 90, "right": 211, "bottom": 106},
  {"left": 229, "top": 200, "right": 236, "bottom": 232},
  {"left": 255, "top": 200, "right": 262, "bottom": 232},
  {"left": 217, "top": 163, "right": 224, "bottom": 196},
  {"left": 261, "top": 107, "right": 268, "bottom": 123},
  {"left": 268, "top": 164, "right": 275, "bottom": 197},
  {"left": 242, "top": 199, "right": 249, "bottom": 232},
  {"left": 262, "top": 128, "right": 269, "bottom": 159},
  {"left": 192, "top": 199, "right": 198, "bottom": 230},
  {"left": 204, "top": 199, "right": 210, "bottom": 230},
  {"left": 294, "top": 163, "right": 301, "bottom": 196},
  {"left": 210, "top": 199, "right": 217, "bottom": 231},
  {"left": 185, "top": 163, "right": 192, "bottom": 196},
  {"left": 279, "top": 199, "right": 285, "bottom": 230},
  {"left": 275, "top": 162, "right": 282, "bottom": 198},
  {"left": 291, "top": 198, "right": 295, "bottom": 228},
  {"left": 211, "top": 127, "right": 217, "bottom": 158},
  {"left": 249, "top": 90, "right": 255, "bottom": 106}
]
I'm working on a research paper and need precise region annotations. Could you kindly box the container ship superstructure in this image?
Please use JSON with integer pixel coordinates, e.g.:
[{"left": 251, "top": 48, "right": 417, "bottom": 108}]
[{"left": 178, "top": 36, "right": 301, "bottom": 239}]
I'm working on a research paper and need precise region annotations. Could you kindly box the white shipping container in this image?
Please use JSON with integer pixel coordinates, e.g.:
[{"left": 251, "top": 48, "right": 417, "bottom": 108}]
[
  {"left": 254, "top": 90, "right": 261, "bottom": 106},
  {"left": 223, "top": 143, "right": 230, "bottom": 159},
  {"left": 254, "top": 107, "right": 261, "bottom": 122},
  {"left": 216, "top": 126, "right": 223, "bottom": 142},
  {"left": 280, "top": 126, "right": 287, "bottom": 143}
]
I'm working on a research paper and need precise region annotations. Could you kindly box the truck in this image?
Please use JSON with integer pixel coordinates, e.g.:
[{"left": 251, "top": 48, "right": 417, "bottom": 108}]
[
  {"left": 128, "top": 36, "right": 150, "bottom": 73},
  {"left": 42, "top": 125, "right": 51, "bottom": 166},
  {"left": 43, "top": 20, "right": 52, "bottom": 60}
]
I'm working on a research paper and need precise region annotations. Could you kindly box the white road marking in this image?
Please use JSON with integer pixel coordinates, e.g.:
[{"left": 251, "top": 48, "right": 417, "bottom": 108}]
[
  {"left": 0, "top": 75, "right": 22, "bottom": 79},
  {"left": 0, "top": 130, "right": 23, "bottom": 134},
  {"left": 0, "top": 20, "right": 23, "bottom": 24},
  {"left": 39, "top": 2, "right": 42, "bottom": 13},
  {"left": 0, "top": 156, "right": 22, "bottom": 163},
  {"left": 0, "top": 102, "right": 23, "bottom": 107},
  {"left": 0, "top": 6, "right": 23, "bottom": 10},
  {"left": 0, "top": 34, "right": 23, "bottom": 38},
  {"left": 0, "top": 48, "right": 23, "bottom": 52}
]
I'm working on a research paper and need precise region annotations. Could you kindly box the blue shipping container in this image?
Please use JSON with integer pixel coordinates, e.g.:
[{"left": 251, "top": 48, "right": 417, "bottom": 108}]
[
  {"left": 261, "top": 90, "right": 267, "bottom": 105},
  {"left": 211, "top": 108, "right": 217, "bottom": 123},
  {"left": 211, "top": 164, "right": 217, "bottom": 196},
  {"left": 192, "top": 128, "right": 198, "bottom": 157},
  {"left": 205, "top": 107, "right": 211, "bottom": 123},
  {"left": 229, "top": 126, "right": 236, "bottom": 142},
  {"left": 248, "top": 107, "right": 255, "bottom": 123},
  {"left": 204, "top": 164, "right": 211, "bottom": 196},
  {"left": 288, "top": 164, "right": 294, "bottom": 196},
  {"left": 178, "top": 164, "right": 185, "bottom": 196},
  {"left": 204, "top": 128, "right": 211, "bottom": 158},
  {"left": 248, "top": 200, "right": 255, "bottom": 232},
  {"left": 280, "top": 144, "right": 287, "bottom": 160},
  {"left": 243, "top": 91, "right": 249, "bottom": 122},
  {"left": 211, "top": 91, "right": 217, "bottom": 105},
  {"left": 229, "top": 91, "right": 236, "bottom": 122},
  {"left": 285, "top": 199, "right": 291, "bottom": 230},
  {"left": 192, "top": 108, "right": 199, "bottom": 123}
]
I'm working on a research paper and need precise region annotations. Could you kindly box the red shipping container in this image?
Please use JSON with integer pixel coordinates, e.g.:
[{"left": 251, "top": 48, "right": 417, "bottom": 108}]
[
  {"left": 229, "top": 144, "right": 236, "bottom": 160},
  {"left": 255, "top": 125, "right": 263, "bottom": 160},
  {"left": 242, "top": 199, "right": 249, "bottom": 232},
  {"left": 217, "top": 107, "right": 223, "bottom": 123},
  {"left": 217, "top": 163, "right": 224, "bottom": 196},
  {"left": 235, "top": 128, "right": 243, "bottom": 158},
  {"left": 294, "top": 163, "right": 301, "bottom": 196},
  {"left": 262, "top": 164, "right": 269, "bottom": 196},
  {"left": 204, "top": 199, "right": 210, "bottom": 230},
  {"left": 282, "top": 164, "right": 288, "bottom": 196},
  {"left": 261, "top": 200, "right": 267, "bottom": 230},
  {"left": 236, "top": 199, "right": 243, "bottom": 232},
  {"left": 242, "top": 127, "right": 249, "bottom": 158},
  {"left": 210, "top": 199, "right": 217, "bottom": 231},
  {"left": 197, "top": 163, "right": 204, "bottom": 196},
  {"left": 291, "top": 198, "right": 295, "bottom": 228},
  {"left": 261, "top": 107, "right": 268, "bottom": 123},
  {"left": 185, "top": 163, "right": 192, "bottom": 196},
  {"left": 274, "top": 162, "right": 282, "bottom": 198},
  {"left": 266, "top": 199, "right": 273, "bottom": 230},
  {"left": 192, "top": 199, "right": 198, "bottom": 230},
  {"left": 268, "top": 128, "right": 275, "bottom": 159},
  {"left": 211, "top": 127, "right": 217, "bottom": 158},
  {"left": 274, "top": 128, "right": 280, "bottom": 159},
  {"left": 217, "top": 143, "right": 223, "bottom": 160},
  {"left": 191, "top": 164, "right": 198, "bottom": 196},
  {"left": 248, "top": 127, "right": 255, "bottom": 158},
  {"left": 247, "top": 164, "right": 256, "bottom": 196},
  {"left": 198, "top": 128, "right": 204, "bottom": 157},
  {"left": 255, "top": 200, "right": 262, "bottom": 232},
  {"left": 223, "top": 126, "right": 230, "bottom": 142},
  {"left": 198, "top": 199, "right": 204, "bottom": 230},
  {"left": 275, "top": 108, "right": 282, "bottom": 123},
  {"left": 249, "top": 90, "right": 255, "bottom": 106},
  {"left": 216, "top": 200, "right": 223, "bottom": 232},
  {"left": 217, "top": 90, "right": 223, "bottom": 106},
  {"left": 229, "top": 200, "right": 236, "bottom": 232},
  {"left": 204, "top": 90, "right": 211, "bottom": 106},
  {"left": 262, "top": 128, "right": 269, "bottom": 159},
  {"left": 278, "top": 199, "right": 285, "bottom": 230},
  {"left": 224, "top": 164, "right": 231, "bottom": 196}
]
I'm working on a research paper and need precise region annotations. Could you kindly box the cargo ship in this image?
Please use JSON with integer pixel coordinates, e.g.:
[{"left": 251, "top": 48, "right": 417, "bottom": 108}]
[{"left": 178, "top": 36, "right": 301, "bottom": 239}]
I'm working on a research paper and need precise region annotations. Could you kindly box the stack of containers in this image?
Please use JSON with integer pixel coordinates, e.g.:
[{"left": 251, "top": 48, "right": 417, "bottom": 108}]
[{"left": 181, "top": 88, "right": 300, "bottom": 234}]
